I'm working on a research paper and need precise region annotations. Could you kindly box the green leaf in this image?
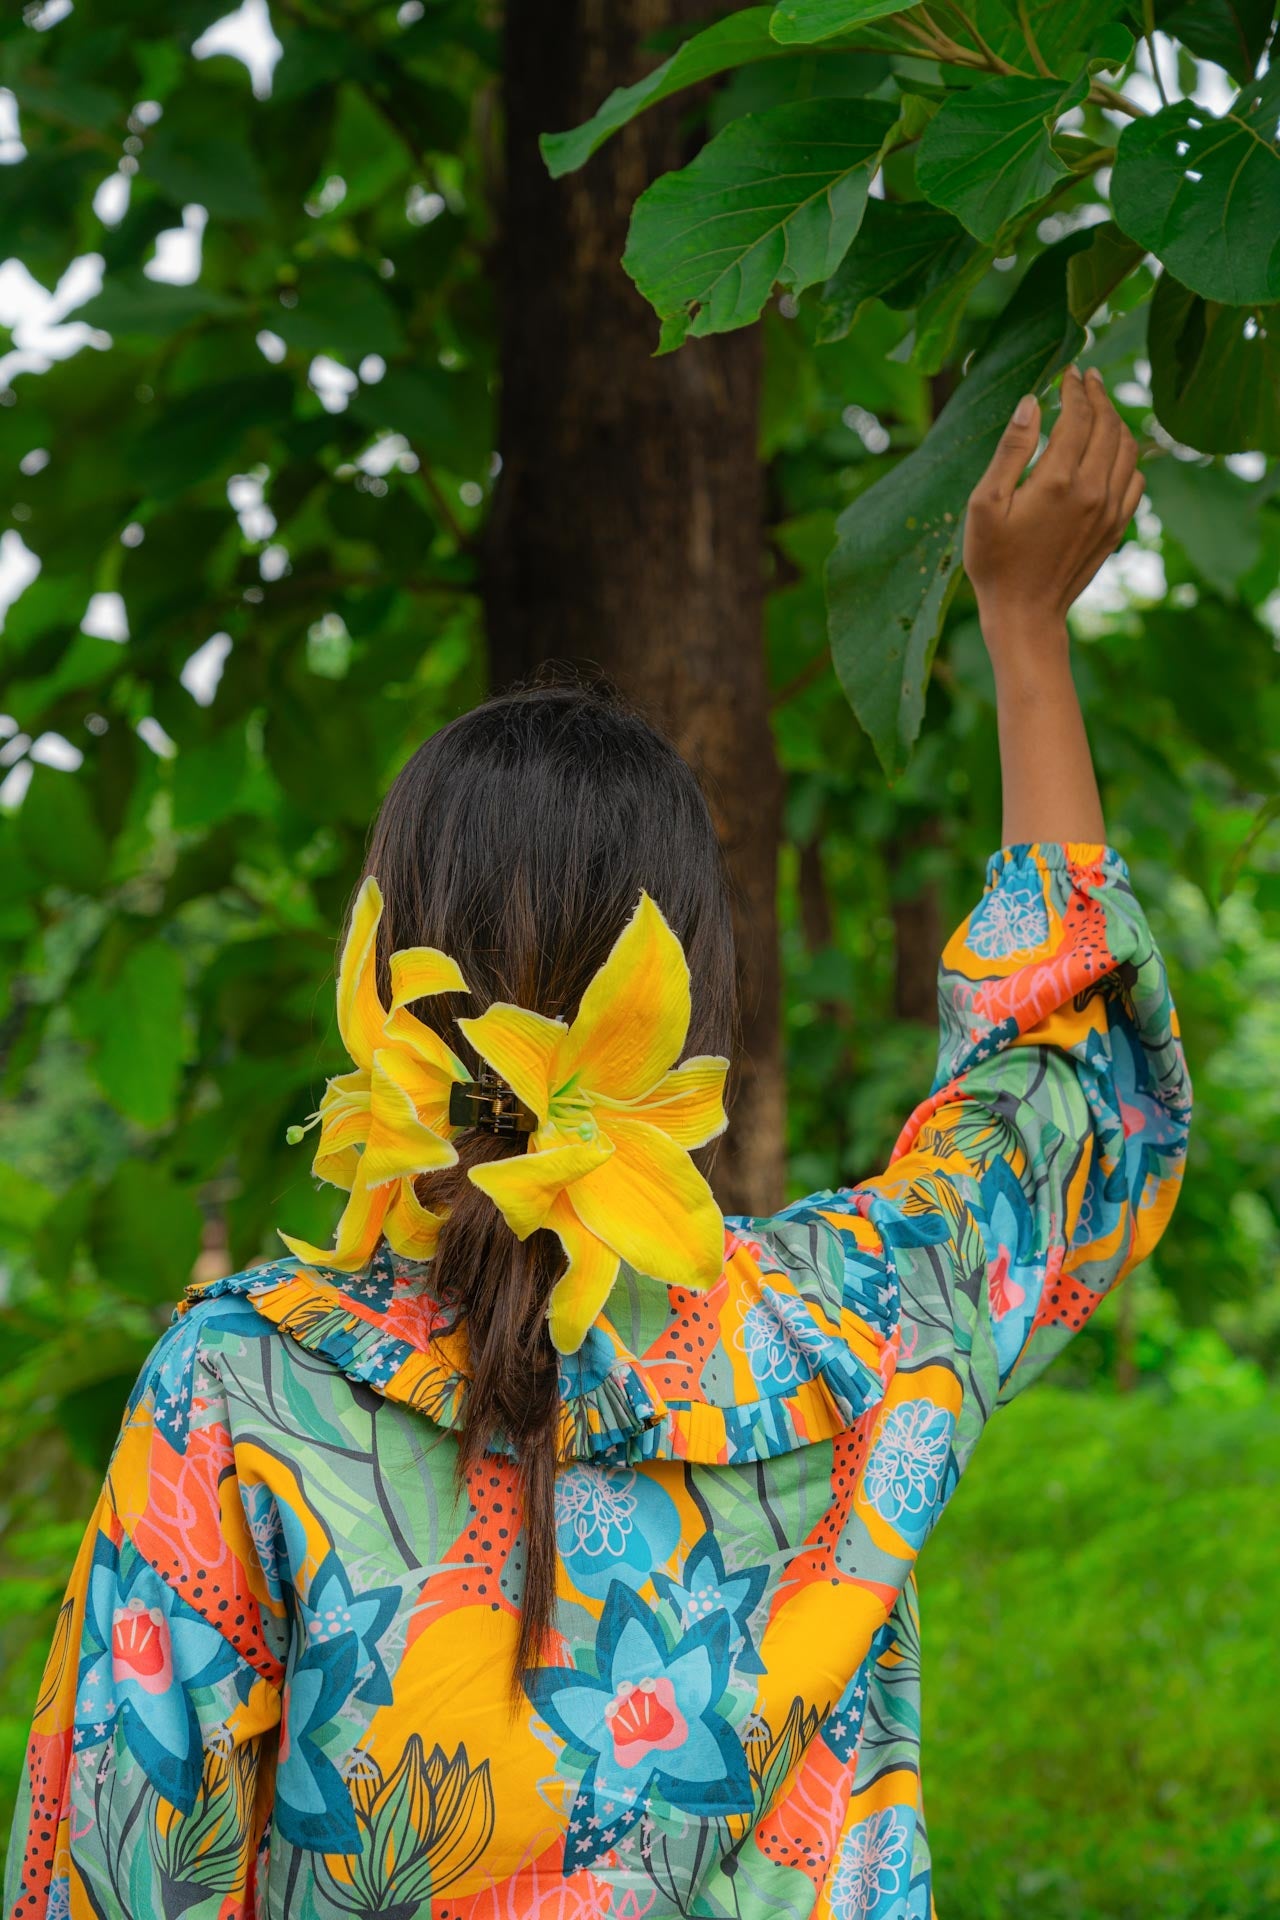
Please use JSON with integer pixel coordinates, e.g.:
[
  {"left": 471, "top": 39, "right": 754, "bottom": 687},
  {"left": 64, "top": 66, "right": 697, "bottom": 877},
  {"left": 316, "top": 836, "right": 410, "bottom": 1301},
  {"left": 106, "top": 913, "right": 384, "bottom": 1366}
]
[
  {"left": 128, "top": 372, "right": 295, "bottom": 496},
  {"left": 623, "top": 97, "right": 898, "bottom": 351},
  {"left": 1158, "top": 0, "right": 1274, "bottom": 86},
  {"left": 827, "top": 241, "right": 1086, "bottom": 776},
  {"left": 915, "top": 73, "right": 1088, "bottom": 245},
  {"left": 171, "top": 725, "right": 250, "bottom": 831},
  {"left": 88, "top": 1161, "right": 202, "bottom": 1303},
  {"left": 770, "top": 0, "right": 918, "bottom": 44},
  {"left": 144, "top": 122, "right": 268, "bottom": 222},
  {"left": 272, "top": 258, "right": 405, "bottom": 362},
  {"left": 817, "top": 198, "right": 976, "bottom": 341},
  {"left": 911, "top": 245, "right": 996, "bottom": 374},
  {"left": 0, "top": 1166, "right": 55, "bottom": 1238},
  {"left": 73, "top": 272, "right": 244, "bottom": 338},
  {"left": 16, "top": 766, "right": 110, "bottom": 892},
  {"left": 1066, "top": 219, "right": 1148, "bottom": 324},
  {"left": 72, "top": 940, "right": 189, "bottom": 1128},
  {"left": 542, "top": 8, "right": 785, "bottom": 177},
  {"left": 1148, "top": 272, "right": 1280, "bottom": 454},
  {"left": 1111, "top": 70, "right": 1280, "bottom": 306},
  {"left": 1221, "top": 792, "right": 1280, "bottom": 897},
  {"left": 1140, "top": 599, "right": 1278, "bottom": 790},
  {"left": 1144, "top": 456, "right": 1263, "bottom": 599},
  {"left": 353, "top": 365, "right": 493, "bottom": 477}
]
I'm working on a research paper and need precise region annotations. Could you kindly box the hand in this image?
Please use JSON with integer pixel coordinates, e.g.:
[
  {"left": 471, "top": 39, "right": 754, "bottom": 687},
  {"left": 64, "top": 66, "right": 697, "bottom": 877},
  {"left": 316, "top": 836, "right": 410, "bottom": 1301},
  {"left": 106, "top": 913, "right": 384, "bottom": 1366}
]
[{"left": 963, "top": 364, "right": 1144, "bottom": 657}]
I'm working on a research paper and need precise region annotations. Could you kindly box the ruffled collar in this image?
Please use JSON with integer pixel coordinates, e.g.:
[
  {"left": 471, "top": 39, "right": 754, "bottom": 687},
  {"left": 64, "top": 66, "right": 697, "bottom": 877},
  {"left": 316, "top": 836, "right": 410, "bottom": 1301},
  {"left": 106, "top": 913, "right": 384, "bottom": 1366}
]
[{"left": 176, "top": 1229, "right": 890, "bottom": 1468}]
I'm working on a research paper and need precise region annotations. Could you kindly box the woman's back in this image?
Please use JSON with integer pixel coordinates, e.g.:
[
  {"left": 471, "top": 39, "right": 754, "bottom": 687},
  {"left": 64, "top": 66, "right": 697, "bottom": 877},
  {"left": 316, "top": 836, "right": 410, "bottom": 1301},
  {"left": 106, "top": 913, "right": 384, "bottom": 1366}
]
[
  {"left": 7, "top": 837, "right": 1187, "bottom": 1918},
  {"left": 4, "top": 372, "right": 1191, "bottom": 1919}
]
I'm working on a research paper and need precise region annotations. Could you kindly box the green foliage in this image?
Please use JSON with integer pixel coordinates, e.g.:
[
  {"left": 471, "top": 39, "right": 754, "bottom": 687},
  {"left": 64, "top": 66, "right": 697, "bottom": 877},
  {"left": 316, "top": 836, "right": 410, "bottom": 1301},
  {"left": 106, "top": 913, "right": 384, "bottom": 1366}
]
[
  {"left": 923, "top": 1386, "right": 1280, "bottom": 1918},
  {"left": 623, "top": 98, "right": 898, "bottom": 351},
  {"left": 826, "top": 238, "right": 1084, "bottom": 775},
  {"left": 554, "top": 0, "right": 1280, "bottom": 773}
]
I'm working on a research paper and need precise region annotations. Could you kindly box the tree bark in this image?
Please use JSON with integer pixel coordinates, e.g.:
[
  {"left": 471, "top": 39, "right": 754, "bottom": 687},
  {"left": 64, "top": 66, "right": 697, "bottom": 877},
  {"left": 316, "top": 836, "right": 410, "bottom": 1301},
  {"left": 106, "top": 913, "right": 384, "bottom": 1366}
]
[{"left": 483, "top": 0, "right": 784, "bottom": 1215}]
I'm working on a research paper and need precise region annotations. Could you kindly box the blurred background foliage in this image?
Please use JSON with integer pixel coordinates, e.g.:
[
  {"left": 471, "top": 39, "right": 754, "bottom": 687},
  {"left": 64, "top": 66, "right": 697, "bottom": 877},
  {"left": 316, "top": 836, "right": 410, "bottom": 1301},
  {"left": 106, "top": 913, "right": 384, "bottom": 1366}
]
[{"left": 0, "top": 2, "right": 1277, "bottom": 1914}]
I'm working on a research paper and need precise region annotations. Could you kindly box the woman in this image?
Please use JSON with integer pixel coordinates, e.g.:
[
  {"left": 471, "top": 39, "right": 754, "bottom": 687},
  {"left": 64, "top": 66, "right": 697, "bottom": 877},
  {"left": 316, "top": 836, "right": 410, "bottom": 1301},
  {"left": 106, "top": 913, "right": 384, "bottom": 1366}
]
[{"left": 5, "top": 367, "right": 1189, "bottom": 1919}]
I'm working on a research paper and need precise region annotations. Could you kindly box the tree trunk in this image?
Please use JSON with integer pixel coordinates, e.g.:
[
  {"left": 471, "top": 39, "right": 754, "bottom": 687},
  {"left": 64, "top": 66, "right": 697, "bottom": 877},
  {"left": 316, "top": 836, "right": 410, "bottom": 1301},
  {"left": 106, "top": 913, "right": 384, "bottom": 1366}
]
[{"left": 483, "top": 0, "right": 784, "bottom": 1215}]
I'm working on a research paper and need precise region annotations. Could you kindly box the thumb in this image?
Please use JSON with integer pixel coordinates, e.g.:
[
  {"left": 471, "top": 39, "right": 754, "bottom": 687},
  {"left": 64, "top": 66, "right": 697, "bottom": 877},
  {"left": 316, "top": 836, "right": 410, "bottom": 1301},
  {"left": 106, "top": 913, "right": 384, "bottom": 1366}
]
[{"left": 976, "top": 393, "right": 1041, "bottom": 502}]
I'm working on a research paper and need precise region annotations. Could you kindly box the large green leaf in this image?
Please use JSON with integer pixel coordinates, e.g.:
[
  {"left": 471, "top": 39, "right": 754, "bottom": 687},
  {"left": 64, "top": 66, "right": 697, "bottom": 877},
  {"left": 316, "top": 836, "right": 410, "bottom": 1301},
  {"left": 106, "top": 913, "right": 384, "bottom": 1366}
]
[
  {"left": 817, "top": 198, "right": 976, "bottom": 340},
  {"left": 770, "top": 0, "right": 918, "bottom": 43},
  {"left": 144, "top": 123, "right": 268, "bottom": 222},
  {"left": 72, "top": 940, "right": 189, "bottom": 1128},
  {"left": 1065, "top": 220, "right": 1148, "bottom": 324},
  {"left": 1144, "top": 456, "right": 1264, "bottom": 599},
  {"left": 271, "top": 259, "right": 405, "bottom": 362},
  {"left": 542, "top": 8, "right": 785, "bottom": 177},
  {"left": 16, "top": 766, "right": 110, "bottom": 892},
  {"left": 88, "top": 1161, "right": 202, "bottom": 1303},
  {"left": 623, "top": 97, "right": 898, "bottom": 350},
  {"left": 1112, "top": 70, "right": 1280, "bottom": 306},
  {"left": 826, "top": 240, "right": 1086, "bottom": 776},
  {"left": 1148, "top": 272, "right": 1280, "bottom": 454},
  {"left": 915, "top": 74, "right": 1087, "bottom": 245},
  {"left": 128, "top": 372, "right": 294, "bottom": 496},
  {"left": 72, "top": 272, "right": 245, "bottom": 339},
  {"left": 1140, "top": 599, "right": 1279, "bottom": 790},
  {"left": 1158, "top": 0, "right": 1275, "bottom": 85}
]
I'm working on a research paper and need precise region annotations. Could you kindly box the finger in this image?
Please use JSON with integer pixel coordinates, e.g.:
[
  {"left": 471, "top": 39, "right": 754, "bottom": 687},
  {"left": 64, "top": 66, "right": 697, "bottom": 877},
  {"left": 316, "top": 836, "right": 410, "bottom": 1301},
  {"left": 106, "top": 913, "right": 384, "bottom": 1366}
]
[
  {"left": 1107, "top": 422, "right": 1140, "bottom": 512},
  {"left": 1115, "top": 467, "right": 1145, "bottom": 537},
  {"left": 971, "top": 391, "right": 1042, "bottom": 504},
  {"left": 1074, "top": 372, "right": 1124, "bottom": 519},
  {"left": 1031, "top": 364, "right": 1092, "bottom": 489}
]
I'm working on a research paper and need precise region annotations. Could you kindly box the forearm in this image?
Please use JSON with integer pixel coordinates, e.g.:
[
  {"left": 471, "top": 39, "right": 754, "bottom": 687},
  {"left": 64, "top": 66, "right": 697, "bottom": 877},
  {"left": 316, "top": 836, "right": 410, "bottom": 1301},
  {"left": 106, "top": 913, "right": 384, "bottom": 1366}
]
[{"left": 983, "top": 610, "right": 1106, "bottom": 847}]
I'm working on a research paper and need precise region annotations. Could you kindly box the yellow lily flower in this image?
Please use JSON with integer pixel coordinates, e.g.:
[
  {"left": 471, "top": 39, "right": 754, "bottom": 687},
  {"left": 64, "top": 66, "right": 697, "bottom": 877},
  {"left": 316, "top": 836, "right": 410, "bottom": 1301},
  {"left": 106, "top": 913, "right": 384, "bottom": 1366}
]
[
  {"left": 280, "top": 877, "right": 469, "bottom": 1272},
  {"left": 459, "top": 892, "right": 730, "bottom": 1354}
]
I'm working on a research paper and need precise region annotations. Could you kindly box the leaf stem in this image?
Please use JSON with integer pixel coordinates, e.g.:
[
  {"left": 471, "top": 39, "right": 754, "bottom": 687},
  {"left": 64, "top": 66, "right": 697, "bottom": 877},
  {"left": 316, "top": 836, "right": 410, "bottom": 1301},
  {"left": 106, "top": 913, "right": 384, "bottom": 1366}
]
[
  {"left": 1016, "top": 0, "right": 1053, "bottom": 77},
  {"left": 1142, "top": 0, "right": 1172, "bottom": 108},
  {"left": 1088, "top": 81, "right": 1146, "bottom": 119}
]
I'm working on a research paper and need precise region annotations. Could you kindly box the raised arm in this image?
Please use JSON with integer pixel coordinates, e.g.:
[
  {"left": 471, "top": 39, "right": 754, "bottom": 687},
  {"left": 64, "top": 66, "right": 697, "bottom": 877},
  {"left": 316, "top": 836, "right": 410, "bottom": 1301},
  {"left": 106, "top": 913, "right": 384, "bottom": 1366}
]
[{"left": 963, "top": 362, "right": 1142, "bottom": 847}]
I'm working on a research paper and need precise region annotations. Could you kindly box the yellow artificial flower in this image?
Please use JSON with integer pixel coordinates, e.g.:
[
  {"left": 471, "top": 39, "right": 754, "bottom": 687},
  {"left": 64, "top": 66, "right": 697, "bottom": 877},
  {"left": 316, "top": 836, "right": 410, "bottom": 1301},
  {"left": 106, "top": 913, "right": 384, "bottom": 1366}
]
[
  {"left": 280, "top": 877, "right": 469, "bottom": 1271},
  {"left": 459, "top": 892, "right": 730, "bottom": 1354}
]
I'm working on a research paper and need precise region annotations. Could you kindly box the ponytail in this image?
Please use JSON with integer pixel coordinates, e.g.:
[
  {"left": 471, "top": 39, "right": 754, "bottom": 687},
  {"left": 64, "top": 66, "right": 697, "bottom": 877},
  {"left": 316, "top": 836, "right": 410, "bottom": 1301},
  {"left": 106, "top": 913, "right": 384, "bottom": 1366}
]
[{"left": 418, "top": 1135, "right": 564, "bottom": 1706}]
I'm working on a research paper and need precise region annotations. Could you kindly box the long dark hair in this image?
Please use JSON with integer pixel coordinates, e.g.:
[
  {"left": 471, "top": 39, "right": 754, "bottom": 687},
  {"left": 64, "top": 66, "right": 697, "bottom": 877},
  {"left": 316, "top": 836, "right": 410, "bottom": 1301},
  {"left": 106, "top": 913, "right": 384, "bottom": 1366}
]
[{"left": 359, "top": 683, "right": 737, "bottom": 1695}]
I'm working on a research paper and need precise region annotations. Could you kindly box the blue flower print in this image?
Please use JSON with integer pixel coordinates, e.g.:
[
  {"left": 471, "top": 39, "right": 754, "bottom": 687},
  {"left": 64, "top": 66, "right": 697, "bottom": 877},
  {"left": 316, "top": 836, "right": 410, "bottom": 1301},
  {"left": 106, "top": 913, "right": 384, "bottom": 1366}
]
[
  {"left": 277, "top": 1628, "right": 361, "bottom": 1851},
  {"left": 296, "top": 1547, "right": 400, "bottom": 1708},
  {"left": 524, "top": 1580, "right": 753, "bottom": 1873},
  {"left": 965, "top": 863, "right": 1049, "bottom": 960},
  {"left": 74, "top": 1532, "right": 239, "bottom": 1812},
  {"left": 554, "top": 1464, "right": 681, "bottom": 1600},
  {"left": 977, "top": 1157, "right": 1041, "bottom": 1380},
  {"left": 733, "top": 1291, "right": 828, "bottom": 1395},
  {"left": 272, "top": 1523, "right": 403, "bottom": 1852},
  {"left": 827, "top": 1806, "right": 914, "bottom": 1919},
  {"left": 653, "top": 1533, "right": 768, "bottom": 1677},
  {"left": 863, "top": 1401, "right": 955, "bottom": 1550}
]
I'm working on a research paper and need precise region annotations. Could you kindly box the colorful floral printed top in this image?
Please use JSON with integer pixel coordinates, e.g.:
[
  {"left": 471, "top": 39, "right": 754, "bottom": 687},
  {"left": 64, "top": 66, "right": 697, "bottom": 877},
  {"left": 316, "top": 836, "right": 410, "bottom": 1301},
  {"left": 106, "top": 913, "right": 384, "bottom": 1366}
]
[{"left": 5, "top": 843, "right": 1190, "bottom": 1920}]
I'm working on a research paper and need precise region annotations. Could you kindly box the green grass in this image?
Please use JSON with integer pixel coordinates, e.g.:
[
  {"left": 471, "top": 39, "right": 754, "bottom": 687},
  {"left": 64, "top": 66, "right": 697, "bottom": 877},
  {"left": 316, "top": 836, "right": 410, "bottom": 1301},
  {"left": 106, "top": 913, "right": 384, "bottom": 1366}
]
[{"left": 921, "top": 1387, "right": 1280, "bottom": 1919}]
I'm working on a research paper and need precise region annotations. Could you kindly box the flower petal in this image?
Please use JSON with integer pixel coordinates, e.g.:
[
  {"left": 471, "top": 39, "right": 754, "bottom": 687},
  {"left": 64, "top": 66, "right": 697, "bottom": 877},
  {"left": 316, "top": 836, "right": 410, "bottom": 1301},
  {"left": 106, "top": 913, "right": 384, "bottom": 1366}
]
[
  {"left": 279, "top": 1164, "right": 391, "bottom": 1273},
  {"left": 336, "top": 877, "right": 387, "bottom": 1072},
  {"left": 389, "top": 946, "right": 469, "bottom": 1011},
  {"left": 383, "top": 1004, "right": 468, "bottom": 1091},
  {"left": 458, "top": 1005, "right": 566, "bottom": 1120},
  {"left": 599, "top": 1055, "right": 730, "bottom": 1148},
  {"left": 544, "top": 1193, "right": 621, "bottom": 1356},
  {"left": 468, "top": 1140, "right": 614, "bottom": 1240},
  {"left": 381, "top": 1047, "right": 460, "bottom": 1138},
  {"left": 363, "top": 1057, "right": 458, "bottom": 1188},
  {"left": 570, "top": 1116, "right": 725, "bottom": 1289},
  {"left": 382, "top": 1179, "right": 447, "bottom": 1262},
  {"left": 558, "top": 892, "right": 690, "bottom": 1102}
]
